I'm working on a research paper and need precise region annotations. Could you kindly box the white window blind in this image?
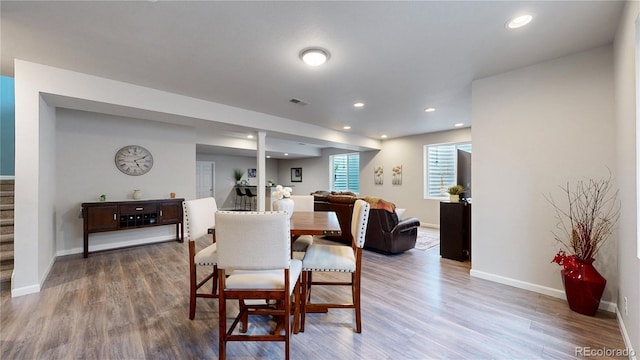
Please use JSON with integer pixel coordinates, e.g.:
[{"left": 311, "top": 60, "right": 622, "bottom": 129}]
[
  {"left": 424, "top": 143, "right": 471, "bottom": 198},
  {"left": 331, "top": 153, "right": 359, "bottom": 193}
]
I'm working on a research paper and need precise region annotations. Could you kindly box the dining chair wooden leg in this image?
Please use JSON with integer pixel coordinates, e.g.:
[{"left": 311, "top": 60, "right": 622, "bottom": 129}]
[
  {"left": 354, "top": 272, "right": 362, "bottom": 333},
  {"left": 218, "top": 270, "right": 227, "bottom": 360},
  {"left": 211, "top": 265, "right": 218, "bottom": 295},
  {"left": 292, "top": 280, "right": 301, "bottom": 334},
  {"left": 189, "top": 265, "right": 197, "bottom": 320},
  {"left": 239, "top": 301, "right": 249, "bottom": 333},
  {"left": 300, "top": 271, "right": 311, "bottom": 332}
]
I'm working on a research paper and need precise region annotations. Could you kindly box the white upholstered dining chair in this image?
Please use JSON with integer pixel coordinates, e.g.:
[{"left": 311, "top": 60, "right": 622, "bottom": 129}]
[
  {"left": 182, "top": 197, "right": 218, "bottom": 320},
  {"left": 215, "top": 211, "right": 302, "bottom": 360},
  {"left": 300, "top": 199, "right": 370, "bottom": 333},
  {"left": 287, "top": 195, "right": 315, "bottom": 252}
]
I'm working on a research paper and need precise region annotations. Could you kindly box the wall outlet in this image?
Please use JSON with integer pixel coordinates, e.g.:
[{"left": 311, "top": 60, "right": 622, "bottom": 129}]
[{"left": 624, "top": 296, "right": 628, "bottom": 316}]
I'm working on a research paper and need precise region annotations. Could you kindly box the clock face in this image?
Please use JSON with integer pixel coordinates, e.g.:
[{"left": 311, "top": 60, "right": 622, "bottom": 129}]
[{"left": 115, "top": 145, "right": 154, "bottom": 176}]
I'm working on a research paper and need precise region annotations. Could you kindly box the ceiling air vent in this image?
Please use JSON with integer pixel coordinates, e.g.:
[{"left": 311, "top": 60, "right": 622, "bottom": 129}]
[{"left": 289, "top": 98, "right": 308, "bottom": 106}]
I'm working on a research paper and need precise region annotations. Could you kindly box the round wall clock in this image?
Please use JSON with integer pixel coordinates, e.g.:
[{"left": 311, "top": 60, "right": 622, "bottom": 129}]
[{"left": 115, "top": 145, "right": 154, "bottom": 176}]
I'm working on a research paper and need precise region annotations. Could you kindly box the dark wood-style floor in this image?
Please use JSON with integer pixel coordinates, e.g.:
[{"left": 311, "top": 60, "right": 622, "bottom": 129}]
[{"left": 1, "top": 229, "right": 626, "bottom": 359}]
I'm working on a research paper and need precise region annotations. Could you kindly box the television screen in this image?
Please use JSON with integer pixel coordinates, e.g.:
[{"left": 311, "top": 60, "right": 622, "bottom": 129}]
[{"left": 457, "top": 149, "right": 472, "bottom": 200}]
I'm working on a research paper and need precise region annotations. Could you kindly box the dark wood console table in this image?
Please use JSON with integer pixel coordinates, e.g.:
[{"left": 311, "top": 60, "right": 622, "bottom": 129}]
[{"left": 81, "top": 198, "right": 184, "bottom": 258}]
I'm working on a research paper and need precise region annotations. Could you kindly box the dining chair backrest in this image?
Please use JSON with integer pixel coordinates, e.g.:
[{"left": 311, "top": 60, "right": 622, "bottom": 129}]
[
  {"left": 183, "top": 197, "right": 218, "bottom": 242},
  {"left": 289, "top": 195, "right": 314, "bottom": 212},
  {"left": 351, "top": 199, "right": 370, "bottom": 249},
  {"left": 215, "top": 211, "right": 291, "bottom": 270}
]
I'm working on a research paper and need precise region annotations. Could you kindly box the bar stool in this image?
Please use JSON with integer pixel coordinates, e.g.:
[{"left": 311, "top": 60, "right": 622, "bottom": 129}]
[
  {"left": 244, "top": 188, "right": 257, "bottom": 210},
  {"left": 234, "top": 187, "right": 247, "bottom": 210}
]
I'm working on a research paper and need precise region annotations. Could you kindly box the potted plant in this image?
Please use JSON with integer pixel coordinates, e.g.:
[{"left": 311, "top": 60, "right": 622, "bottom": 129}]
[
  {"left": 233, "top": 168, "right": 244, "bottom": 184},
  {"left": 447, "top": 185, "right": 464, "bottom": 202},
  {"left": 546, "top": 173, "right": 620, "bottom": 315}
]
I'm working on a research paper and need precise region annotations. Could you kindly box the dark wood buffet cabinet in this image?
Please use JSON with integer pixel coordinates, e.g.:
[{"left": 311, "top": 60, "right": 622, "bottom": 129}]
[{"left": 81, "top": 198, "right": 184, "bottom": 258}]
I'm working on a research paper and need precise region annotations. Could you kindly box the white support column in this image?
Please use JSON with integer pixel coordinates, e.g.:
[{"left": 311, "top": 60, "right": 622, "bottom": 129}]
[{"left": 256, "top": 131, "right": 266, "bottom": 211}]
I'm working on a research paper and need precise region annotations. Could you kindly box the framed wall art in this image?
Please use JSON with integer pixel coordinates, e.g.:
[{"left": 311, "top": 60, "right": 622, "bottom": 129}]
[
  {"left": 291, "top": 167, "right": 302, "bottom": 182},
  {"left": 392, "top": 164, "right": 402, "bottom": 185},
  {"left": 374, "top": 166, "right": 383, "bottom": 185}
]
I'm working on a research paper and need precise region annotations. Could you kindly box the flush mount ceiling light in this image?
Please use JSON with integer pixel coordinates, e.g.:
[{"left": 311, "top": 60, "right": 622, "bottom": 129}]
[
  {"left": 454, "top": 123, "right": 464, "bottom": 127},
  {"left": 300, "top": 48, "right": 330, "bottom": 66},
  {"left": 343, "top": 125, "right": 351, "bottom": 130},
  {"left": 353, "top": 102, "right": 364, "bottom": 108},
  {"left": 507, "top": 14, "right": 533, "bottom": 29},
  {"left": 247, "top": 135, "right": 254, "bottom": 139},
  {"left": 381, "top": 134, "right": 388, "bottom": 139},
  {"left": 424, "top": 107, "right": 436, "bottom": 112}
]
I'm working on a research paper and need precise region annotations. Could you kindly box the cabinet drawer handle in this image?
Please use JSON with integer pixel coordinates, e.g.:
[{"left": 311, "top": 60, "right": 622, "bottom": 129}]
[{"left": 136, "top": 207, "right": 143, "bottom": 211}]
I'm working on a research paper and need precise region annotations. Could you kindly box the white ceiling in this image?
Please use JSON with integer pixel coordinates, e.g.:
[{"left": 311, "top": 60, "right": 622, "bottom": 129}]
[{"left": 0, "top": 1, "right": 625, "bottom": 157}]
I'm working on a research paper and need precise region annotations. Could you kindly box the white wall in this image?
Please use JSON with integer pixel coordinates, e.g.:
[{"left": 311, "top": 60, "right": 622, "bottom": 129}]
[
  {"left": 55, "top": 109, "right": 195, "bottom": 255},
  {"left": 13, "top": 62, "right": 57, "bottom": 296},
  {"left": 471, "top": 47, "right": 617, "bottom": 305},
  {"left": 278, "top": 148, "right": 348, "bottom": 196},
  {"left": 613, "top": 0, "right": 639, "bottom": 353},
  {"left": 195, "top": 153, "right": 279, "bottom": 209},
  {"left": 284, "top": 130, "right": 470, "bottom": 226},
  {"left": 360, "top": 128, "right": 471, "bottom": 227}
]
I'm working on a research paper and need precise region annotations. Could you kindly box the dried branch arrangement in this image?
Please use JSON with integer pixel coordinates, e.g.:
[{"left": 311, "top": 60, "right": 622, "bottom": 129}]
[{"left": 545, "top": 173, "right": 620, "bottom": 261}]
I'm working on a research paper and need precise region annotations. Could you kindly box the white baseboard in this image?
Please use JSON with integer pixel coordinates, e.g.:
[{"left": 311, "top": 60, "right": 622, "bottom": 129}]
[
  {"left": 11, "top": 283, "right": 40, "bottom": 297},
  {"left": 56, "top": 236, "right": 178, "bottom": 257},
  {"left": 470, "top": 269, "right": 617, "bottom": 312},
  {"left": 616, "top": 307, "right": 638, "bottom": 360},
  {"left": 40, "top": 254, "right": 55, "bottom": 288},
  {"left": 420, "top": 223, "right": 440, "bottom": 229},
  {"left": 11, "top": 252, "right": 57, "bottom": 298}
]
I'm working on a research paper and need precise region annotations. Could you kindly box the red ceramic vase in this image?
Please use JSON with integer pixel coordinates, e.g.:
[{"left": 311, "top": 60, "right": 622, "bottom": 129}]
[{"left": 561, "top": 258, "right": 606, "bottom": 316}]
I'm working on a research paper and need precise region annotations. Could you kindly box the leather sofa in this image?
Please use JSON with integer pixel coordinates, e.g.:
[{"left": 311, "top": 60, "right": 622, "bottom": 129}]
[{"left": 311, "top": 191, "right": 420, "bottom": 254}]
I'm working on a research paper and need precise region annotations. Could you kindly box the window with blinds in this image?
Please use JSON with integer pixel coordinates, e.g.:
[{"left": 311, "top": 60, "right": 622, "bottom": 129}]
[
  {"left": 331, "top": 153, "right": 360, "bottom": 193},
  {"left": 424, "top": 142, "right": 471, "bottom": 198}
]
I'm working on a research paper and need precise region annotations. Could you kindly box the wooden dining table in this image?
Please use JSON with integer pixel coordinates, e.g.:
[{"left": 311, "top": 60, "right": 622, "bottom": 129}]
[
  {"left": 290, "top": 210, "right": 341, "bottom": 238},
  {"left": 208, "top": 210, "right": 342, "bottom": 240}
]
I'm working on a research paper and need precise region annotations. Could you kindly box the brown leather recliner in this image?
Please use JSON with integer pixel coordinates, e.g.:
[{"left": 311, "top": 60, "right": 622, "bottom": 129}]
[{"left": 364, "top": 208, "right": 420, "bottom": 254}]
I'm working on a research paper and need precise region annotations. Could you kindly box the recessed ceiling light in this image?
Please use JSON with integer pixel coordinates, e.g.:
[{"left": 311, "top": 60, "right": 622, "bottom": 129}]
[
  {"left": 266, "top": 155, "right": 271, "bottom": 159},
  {"left": 353, "top": 102, "right": 364, "bottom": 108},
  {"left": 507, "top": 14, "right": 533, "bottom": 29},
  {"left": 284, "top": 153, "right": 289, "bottom": 156},
  {"left": 247, "top": 135, "right": 254, "bottom": 139},
  {"left": 454, "top": 123, "right": 464, "bottom": 127},
  {"left": 300, "top": 48, "right": 330, "bottom": 66},
  {"left": 424, "top": 107, "right": 436, "bottom": 112},
  {"left": 343, "top": 125, "right": 351, "bottom": 130},
  {"left": 381, "top": 134, "right": 388, "bottom": 139}
]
